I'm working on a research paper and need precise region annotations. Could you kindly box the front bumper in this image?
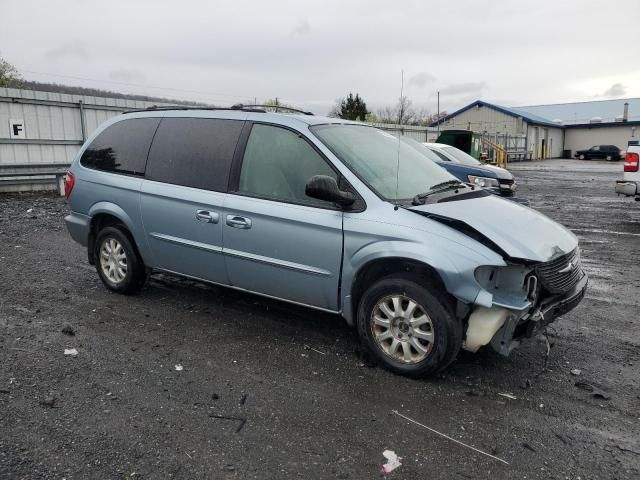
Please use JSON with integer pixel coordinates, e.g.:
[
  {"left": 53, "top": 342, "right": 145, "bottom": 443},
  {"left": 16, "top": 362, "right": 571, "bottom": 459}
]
[
  {"left": 615, "top": 180, "right": 638, "bottom": 197},
  {"left": 535, "top": 273, "right": 588, "bottom": 329},
  {"left": 490, "top": 273, "right": 588, "bottom": 355},
  {"left": 64, "top": 212, "right": 91, "bottom": 247}
]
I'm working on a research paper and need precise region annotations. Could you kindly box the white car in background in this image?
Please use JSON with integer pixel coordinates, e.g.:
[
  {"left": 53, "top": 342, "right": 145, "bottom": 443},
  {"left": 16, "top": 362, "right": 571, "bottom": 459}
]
[{"left": 615, "top": 141, "right": 640, "bottom": 201}]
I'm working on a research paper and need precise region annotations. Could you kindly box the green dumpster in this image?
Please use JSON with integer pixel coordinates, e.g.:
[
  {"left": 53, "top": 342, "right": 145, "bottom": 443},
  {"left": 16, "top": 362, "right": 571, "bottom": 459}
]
[{"left": 435, "top": 130, "right": 483, "bottom": 160}]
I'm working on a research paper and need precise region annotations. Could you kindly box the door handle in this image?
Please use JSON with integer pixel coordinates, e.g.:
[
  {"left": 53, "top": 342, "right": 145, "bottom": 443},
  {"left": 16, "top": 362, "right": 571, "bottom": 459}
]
[
  {"left": 195, "top": 210, "right": 219, "bottom": 224},
  {"left": 226, "top": 215, "right": 252, "bottom": 229}
]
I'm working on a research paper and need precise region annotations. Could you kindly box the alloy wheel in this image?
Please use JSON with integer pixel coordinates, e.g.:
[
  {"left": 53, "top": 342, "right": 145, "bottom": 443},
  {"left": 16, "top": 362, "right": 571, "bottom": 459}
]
[
  {"left": 371, "top": 294, "right": 435, "bottom": 364},
  {"left": 99, "top": 238, "right": 128, "bottom": 284}
]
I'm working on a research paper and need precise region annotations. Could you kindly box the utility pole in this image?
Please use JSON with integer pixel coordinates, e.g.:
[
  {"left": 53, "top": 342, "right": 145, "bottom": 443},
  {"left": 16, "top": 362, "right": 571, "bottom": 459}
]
[
  {"left": 398, "top": 70, "right": 404, "bottom": 126},
  {"left": 437, "top": 91, "right": 440, "bottom": 136}
]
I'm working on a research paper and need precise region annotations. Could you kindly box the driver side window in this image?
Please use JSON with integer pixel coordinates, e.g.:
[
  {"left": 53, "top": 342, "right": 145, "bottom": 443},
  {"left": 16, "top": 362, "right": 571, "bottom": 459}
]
[{"left": 238, "top": 124, "right": 338, "bottom": 207}]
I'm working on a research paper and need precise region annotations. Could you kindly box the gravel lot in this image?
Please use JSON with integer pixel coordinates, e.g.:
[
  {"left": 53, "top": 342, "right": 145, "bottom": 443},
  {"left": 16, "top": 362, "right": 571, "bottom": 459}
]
[{"left": 1, "top": 159, "right": 638, "bottom": 479}]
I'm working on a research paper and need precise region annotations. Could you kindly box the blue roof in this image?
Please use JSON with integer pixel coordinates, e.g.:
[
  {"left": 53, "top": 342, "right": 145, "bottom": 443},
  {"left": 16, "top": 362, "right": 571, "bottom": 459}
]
[
  {"left": 431, "top": 100, "right": 562, "bottom": 128},
  {"left": 432, "top": 98, "right": 640, "bottom": 129},
  {"left": 513, "top": 98, "right": 640, "bottom": 125}
]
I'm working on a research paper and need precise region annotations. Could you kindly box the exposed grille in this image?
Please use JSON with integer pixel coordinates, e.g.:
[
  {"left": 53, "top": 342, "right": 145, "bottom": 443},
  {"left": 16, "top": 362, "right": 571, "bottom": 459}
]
[{"left": 535, "top": 248, "right": 584, "bottom": 295}]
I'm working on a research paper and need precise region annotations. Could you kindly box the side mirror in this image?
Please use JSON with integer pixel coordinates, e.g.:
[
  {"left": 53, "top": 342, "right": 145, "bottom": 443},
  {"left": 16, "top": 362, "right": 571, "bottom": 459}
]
[{"left": 305, "top": 175, "right": 355, "bottom": 207}]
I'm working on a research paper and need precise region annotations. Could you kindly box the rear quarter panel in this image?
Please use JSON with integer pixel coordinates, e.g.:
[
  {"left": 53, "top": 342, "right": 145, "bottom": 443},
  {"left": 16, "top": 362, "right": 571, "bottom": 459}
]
[{"left": 69, "top": 165, "right": 150, "bottom": 262}]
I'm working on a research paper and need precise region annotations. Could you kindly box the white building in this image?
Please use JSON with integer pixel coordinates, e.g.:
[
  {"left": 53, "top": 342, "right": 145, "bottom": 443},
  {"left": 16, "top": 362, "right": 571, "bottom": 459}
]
[{"left": 432, "top": 98, "right": 640, "bottom": 159}]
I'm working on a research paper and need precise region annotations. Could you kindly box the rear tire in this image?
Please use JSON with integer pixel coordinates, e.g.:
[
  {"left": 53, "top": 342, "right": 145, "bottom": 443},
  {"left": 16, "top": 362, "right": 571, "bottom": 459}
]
[
  {"left": 356, "top": 277, "right": 462, "bottom": 377},
  {"left": 94, "top": 226, "right": 146, "bottom": 294},
  {"left": 606, "top": 155, "right": 612, "bottom": 161}
]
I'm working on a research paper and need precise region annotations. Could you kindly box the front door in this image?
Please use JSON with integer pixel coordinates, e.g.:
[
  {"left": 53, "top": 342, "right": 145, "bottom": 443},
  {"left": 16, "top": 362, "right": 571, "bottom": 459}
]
[{"left": 223, "top": 123, "right": 344, "bottom": 310}]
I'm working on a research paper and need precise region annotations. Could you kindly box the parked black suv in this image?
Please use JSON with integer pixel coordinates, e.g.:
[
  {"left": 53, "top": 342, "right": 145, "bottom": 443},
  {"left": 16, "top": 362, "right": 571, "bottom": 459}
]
[{"left": 574, "top": 145, "right": 621, "bottom": 161}]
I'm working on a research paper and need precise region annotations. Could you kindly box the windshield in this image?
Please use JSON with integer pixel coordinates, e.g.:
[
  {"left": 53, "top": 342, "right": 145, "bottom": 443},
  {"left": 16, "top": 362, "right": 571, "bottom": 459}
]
[
  {"left": 311, "top": 124, "right": 456, "bottom": 201},
  {"left": 439, "top": 145, "right": 482, "bottom": 165}
]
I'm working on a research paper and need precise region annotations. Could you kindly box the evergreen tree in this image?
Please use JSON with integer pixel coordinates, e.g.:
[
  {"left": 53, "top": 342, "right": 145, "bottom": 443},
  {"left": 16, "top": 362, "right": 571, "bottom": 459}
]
[{"left": 337, "top": 93, "right": 368, "bottom": 121}]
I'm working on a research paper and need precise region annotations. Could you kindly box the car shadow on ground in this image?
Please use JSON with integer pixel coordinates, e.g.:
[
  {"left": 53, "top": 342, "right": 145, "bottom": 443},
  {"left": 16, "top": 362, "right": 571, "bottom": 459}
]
[{"left": 140, "top": 271, "right": 540, "bottom": 384}]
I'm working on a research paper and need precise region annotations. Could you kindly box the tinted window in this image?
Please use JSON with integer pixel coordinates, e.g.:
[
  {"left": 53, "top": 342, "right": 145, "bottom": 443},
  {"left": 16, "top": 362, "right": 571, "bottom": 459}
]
[
  {"left": 81, "top": 118, "right": 160, "bottom": 175},
  {"left": 238, "top": 124, "right": 337, "bottom": 207},
  {"left": 146, "top": 118, "right": 244, "bottom": 191}
]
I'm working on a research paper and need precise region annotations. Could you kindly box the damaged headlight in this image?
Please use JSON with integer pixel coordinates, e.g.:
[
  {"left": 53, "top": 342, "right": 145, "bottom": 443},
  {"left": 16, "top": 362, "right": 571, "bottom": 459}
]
[
  {"left": 467, "top": 175, "right": 499, "bottom": 188},
  {"left": 474, "top": 264, "right": 536, "bottom": 310}
]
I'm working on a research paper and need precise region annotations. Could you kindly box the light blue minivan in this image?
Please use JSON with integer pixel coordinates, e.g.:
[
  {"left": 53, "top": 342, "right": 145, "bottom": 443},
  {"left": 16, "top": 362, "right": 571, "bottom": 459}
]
[{"left": 64, "top": 106, "right": 587, "bottom": 376}]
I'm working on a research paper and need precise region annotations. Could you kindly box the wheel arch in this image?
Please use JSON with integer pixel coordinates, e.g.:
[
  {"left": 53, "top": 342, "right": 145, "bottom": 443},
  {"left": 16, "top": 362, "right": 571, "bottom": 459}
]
[
  {"left": 344, "top": 256, "right": 457, "bottom": 326},
  {"left": 87, "top": 203, "right": 139, "bottom": 265}
]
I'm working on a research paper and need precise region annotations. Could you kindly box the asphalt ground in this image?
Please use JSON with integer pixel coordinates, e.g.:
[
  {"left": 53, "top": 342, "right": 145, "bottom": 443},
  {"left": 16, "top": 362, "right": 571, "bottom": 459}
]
[{"left": 1, "top": 159, "right": 638, "bottom": 479}]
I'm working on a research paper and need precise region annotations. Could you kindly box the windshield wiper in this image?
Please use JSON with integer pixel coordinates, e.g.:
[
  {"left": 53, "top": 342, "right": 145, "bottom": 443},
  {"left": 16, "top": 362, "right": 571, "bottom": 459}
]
[{"left": 411, "top": 180, "right": 467, "bottom": 205}]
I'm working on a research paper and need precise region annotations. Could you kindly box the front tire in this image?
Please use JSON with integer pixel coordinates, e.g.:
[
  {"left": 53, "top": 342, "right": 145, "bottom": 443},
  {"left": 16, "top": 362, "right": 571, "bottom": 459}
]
[
  {"left": 94, "top": 226, "right": 146, "bottom": 294},
  {"left": 579, "top": 154, "right": 585, "bottom": 160},
  {"left": 606, "top": 155, "right": 612, "bottom": 161},
  {"left": 357, "top": 277, "right": 462, "bottom": 377}
]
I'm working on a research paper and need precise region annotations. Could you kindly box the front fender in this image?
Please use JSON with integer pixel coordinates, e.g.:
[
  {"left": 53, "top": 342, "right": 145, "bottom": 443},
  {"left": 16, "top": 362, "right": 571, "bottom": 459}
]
[{"left": 340, "top": 237, "right": 505, "bottom": 324}]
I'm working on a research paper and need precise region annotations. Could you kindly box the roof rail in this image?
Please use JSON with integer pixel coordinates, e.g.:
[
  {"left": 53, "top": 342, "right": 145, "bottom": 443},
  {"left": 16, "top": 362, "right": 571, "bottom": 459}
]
[
  {"left": 232, "top": 104, "right": 314, "bottom": 116},
  {"left": 123, "top": 104, "right": 314, "bottom": 115},
  {"left": 122, "top": 105, "right": 267, "bottom": 114}
]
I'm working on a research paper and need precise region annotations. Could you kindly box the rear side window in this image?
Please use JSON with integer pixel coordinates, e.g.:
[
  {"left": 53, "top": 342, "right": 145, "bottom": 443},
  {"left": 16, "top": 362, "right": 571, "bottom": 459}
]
[
  {"left": 146, "top": 118, "right": 244, "bottom": 191},
  {"left": 81, "top": 118, "right": 160, "bottom": 175}
]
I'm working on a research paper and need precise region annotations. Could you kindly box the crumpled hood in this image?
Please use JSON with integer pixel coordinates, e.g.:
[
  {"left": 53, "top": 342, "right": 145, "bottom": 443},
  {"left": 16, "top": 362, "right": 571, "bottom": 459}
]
[{"left": 409, "top": 194, "right": 577, "bottom": 262}]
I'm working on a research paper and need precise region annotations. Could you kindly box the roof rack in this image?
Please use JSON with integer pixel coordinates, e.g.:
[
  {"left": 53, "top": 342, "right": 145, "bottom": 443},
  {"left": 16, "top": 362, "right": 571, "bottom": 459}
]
[
  {"left": 123, "top": 104, "right": 314, "bottom": 116},
  {"left": 122, "top": 105, "right": 267, "bottom": 114},
  {"left": 232, "top": 104, "right": 314, "bottom": 116}
]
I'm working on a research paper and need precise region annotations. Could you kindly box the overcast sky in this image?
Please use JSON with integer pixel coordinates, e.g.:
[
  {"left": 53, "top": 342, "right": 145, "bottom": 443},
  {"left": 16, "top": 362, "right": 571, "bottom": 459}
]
[{"left": 2, "top": 0, "right": 639, "bottom": 115}]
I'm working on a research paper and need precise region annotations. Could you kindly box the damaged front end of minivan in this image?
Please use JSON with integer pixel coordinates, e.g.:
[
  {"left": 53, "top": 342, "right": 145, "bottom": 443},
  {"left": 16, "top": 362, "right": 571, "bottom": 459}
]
[
  {"left": 408, "top": 199, "right": 588, "bottom": 356},
  {"left": 469, "top": 249, "right": 587, "bottom": 355}
]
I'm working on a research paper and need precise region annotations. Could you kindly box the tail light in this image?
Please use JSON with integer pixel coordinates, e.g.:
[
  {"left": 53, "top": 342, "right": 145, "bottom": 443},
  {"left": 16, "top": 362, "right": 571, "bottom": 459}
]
[
  {"left": 624, "top": 152, "right": 639, "bottom": 172},
  {"left": 64, "top": 171, "right": 75, "bottom": 198}
]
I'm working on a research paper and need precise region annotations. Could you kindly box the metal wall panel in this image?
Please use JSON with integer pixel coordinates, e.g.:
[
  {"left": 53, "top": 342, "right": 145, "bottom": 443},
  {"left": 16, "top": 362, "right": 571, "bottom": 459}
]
[
  {"left": 0, "top": 88, "right": 173, "bottom": 168},
  {"left": 441, "top": 104, "right": 522, "bottom": 135}
]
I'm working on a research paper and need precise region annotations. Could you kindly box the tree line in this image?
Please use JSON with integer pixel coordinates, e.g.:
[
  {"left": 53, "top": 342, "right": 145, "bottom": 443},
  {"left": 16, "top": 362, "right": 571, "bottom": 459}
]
[{"left": 330, "top": 93, "right": 446, "bottom": 126}]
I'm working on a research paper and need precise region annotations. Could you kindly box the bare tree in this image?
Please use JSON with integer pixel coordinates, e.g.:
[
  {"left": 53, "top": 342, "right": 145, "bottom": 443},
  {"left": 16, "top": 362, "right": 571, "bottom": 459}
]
[
  {"left": 328, "top": 99, "right": 342, "bottom": 118},
  {"left": 0, "top": 56, "right": 23, "bottom": 88},
  {"left": 376, "top": 96, "right": 416, "bottom": 125},
  {"left": 396, "top": 96, "right": 416, "bottom": 125}
]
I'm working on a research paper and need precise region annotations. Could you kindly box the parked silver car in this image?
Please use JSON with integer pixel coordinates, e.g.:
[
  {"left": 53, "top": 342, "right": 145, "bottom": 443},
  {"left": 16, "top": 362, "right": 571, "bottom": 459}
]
[{"left": 64, "top": 106, "right": 587, "bottom": 377}]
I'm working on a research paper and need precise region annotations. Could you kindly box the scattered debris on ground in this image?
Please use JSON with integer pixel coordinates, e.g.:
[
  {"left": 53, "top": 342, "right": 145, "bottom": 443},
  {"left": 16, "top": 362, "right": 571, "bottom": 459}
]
[
  {"left": 61, "top": 324, "right": 75, "bottom": 336},
  {"left": 39, "top": 396, "right": 56, "bottom": 408},
  {"left": 392, "top": 410, "right": 510, "bottom": 465},
  {"left": 575, "top": 381, "right": 611, "bottom": 400},
  {"left": 381, "top": 450, "right": 401, "bottom": 473}
]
